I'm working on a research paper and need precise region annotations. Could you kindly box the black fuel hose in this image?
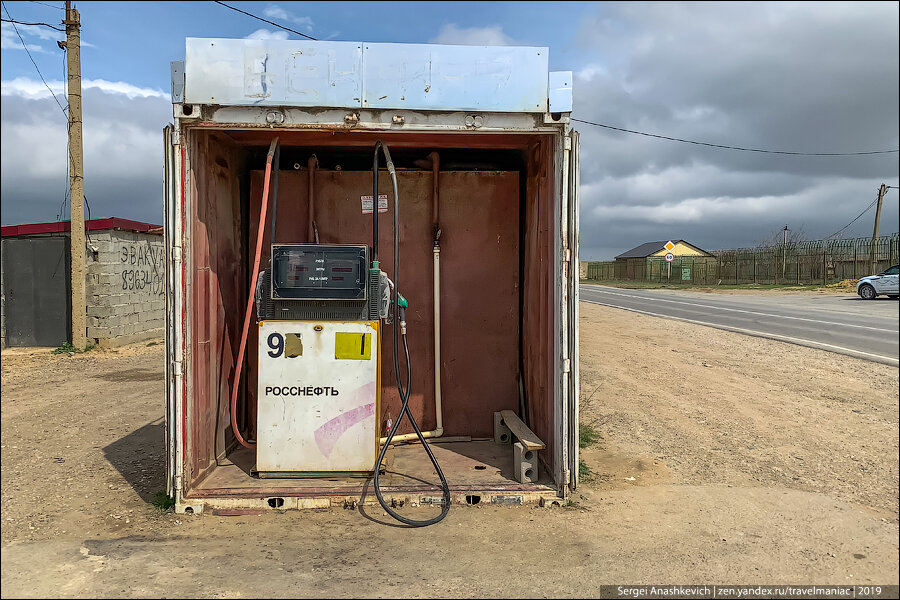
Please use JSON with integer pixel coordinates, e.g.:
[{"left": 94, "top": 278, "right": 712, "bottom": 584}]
[
  {"left": 372, "top": 142, "right": 451, "bottom": 526},
  {"left": 372, "top": 142, "right": 380, "bottom": 262}
]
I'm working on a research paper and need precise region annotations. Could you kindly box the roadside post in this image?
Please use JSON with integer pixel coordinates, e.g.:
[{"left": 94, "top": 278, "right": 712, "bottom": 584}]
[{"left": 664, "top": 241, "right": 675, "bottom": 282}]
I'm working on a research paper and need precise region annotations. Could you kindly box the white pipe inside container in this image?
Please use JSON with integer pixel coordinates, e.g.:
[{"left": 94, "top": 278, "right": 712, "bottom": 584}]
[{"left": 380, "top": 244, "right": 444, "bottom": 444}]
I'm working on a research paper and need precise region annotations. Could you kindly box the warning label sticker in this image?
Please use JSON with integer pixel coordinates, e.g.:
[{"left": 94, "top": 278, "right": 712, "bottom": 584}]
[{"left": 360, "top": 194, "right": 388, "bottom": 214}]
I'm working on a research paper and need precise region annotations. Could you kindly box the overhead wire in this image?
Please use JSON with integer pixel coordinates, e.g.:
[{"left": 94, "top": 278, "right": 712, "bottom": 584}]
[
  {"left": 824, "top": 196, "right": 881, "bottom": 240},
  {"left": 56, "top": 42, "right": 71, "bottom": 223},
  {"left": 3, "top": 0, "right": 71, "bottom": 224},
  {"left": 1, "top": 16, "right": 64, "bottom": 30},
  {"left": 211, "top": 1, "right": 317, "bottom": 40},
  {"left": 26, "top": 1, "right": 64, "bottom": 10},
  {"left": 1, "top": 2, "right": 68, "bottom": 117},
  {"left": 570, "top": 117, "right": 899, "bottom": 157},
  {"left": 10, "top": 3, "right": 94, "bottom": 250},
  {"left": 83, "top": 195, "right": 94, "bottom": 245}
]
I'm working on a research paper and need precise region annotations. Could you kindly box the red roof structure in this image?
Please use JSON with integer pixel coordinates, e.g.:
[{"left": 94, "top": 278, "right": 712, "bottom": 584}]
[{"left": 1, "top": 218, "right": 163, "bottom": 237}]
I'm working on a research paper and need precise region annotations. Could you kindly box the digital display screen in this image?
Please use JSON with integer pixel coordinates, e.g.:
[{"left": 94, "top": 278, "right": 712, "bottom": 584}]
[{"left": 271, "top": 245, "right": 368, "bottom": 300}]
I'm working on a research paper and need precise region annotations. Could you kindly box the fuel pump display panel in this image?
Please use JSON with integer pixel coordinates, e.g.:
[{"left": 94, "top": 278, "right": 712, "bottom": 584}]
[
  {"left": 271, "top": 244, "right": 368, "bottom": 300},
  {"left": 256, "top": 320, "right": 379, "bottom": 476}
]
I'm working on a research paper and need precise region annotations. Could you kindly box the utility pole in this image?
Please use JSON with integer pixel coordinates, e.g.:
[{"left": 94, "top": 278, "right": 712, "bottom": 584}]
[
  {"left": 782, "top": 224, "right": 789, "bottom": 281},
  {"left": 870, "top": 183, "right": 886, "bottom": 273},
  {"left": 63, "top": 1, "right": 86, "bottom": 350}
]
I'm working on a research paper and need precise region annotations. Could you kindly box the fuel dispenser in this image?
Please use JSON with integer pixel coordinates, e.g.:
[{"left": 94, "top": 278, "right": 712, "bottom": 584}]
[
  {"left": 255, "top": 243, "right": 380, "bottom": 476},
  {"left": 230, "top": 139, "right": 450, "bottom": 526}
]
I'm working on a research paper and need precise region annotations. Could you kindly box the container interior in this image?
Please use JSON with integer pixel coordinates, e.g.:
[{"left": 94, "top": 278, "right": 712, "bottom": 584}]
[{"left": 182, "top": 128, "right": 558, "bottom": 499}]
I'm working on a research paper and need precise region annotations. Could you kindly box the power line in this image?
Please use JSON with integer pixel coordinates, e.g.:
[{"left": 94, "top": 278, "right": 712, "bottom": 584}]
[
  {"left": 52, "top": 12, "right": 71, "bottom": 225},
  {"left": 571, "top": 117, "right": 900, "bottom": 157},
  {"left": 27, "top": 1, "right": 64, "bottom": 9},
  {"left": 824, "top": 196, "right": 881, "bottom": 240},
  {"left": 1, "top": 17, "right": 64, "bottom": 30},
  {"left": 1, "top": 2, "right": 68, "bottom": 117},
  {"left": 57, "top": 46, "right": 71, "bottom": 223},
  {"left": 212, "top": 1, "right": 317, "bottom": 40}
]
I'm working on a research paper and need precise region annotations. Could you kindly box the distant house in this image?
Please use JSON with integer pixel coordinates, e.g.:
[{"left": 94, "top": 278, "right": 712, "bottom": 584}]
[
  {"left": 613, "top": 240, "right": 713, "bottom": 280},
  {"left": 615, "top": 240, "right": 712, "bottom": 261}
]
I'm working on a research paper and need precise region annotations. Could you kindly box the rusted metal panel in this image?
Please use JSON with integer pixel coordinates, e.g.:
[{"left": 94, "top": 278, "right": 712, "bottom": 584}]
[
  {"left": 199, "top": 108, "right": 551, "bottom": 133},
  {"left": 245, "top": 170, "right": 519, "bottom": 438},
  {"left": 210, "top": 138, "right": 244, "bottom": 464},
  {"left": 439, "top": 171, "right": 520, "bottom": 436},
  {"left": 522, "top": 137, "right": 556, "bottom": 466},
  {"left": 211, "top": 130, "right": 547, "bottom": 150},
  {"left": 188, "top": 132, "right": 246, "bottom": 489}
]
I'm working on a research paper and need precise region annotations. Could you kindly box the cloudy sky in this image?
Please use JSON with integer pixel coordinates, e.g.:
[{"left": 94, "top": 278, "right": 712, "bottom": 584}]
[{"left": 1, "top": 1, "right": 897, "bottom": 259}]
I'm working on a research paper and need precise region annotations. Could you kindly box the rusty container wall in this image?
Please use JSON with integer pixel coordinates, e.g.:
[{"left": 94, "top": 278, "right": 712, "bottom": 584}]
[
  {"left": 166, "top": 39, "right": 578, "bottom": 512},
  {"left": 170, "top": 126, "right": 571, "bottom": 508},
  {"left": 183, "top": 131, "right": 247, "bottom": 486},
  {"left": 246, "top": 168, "right": 521, "bottom": 439}
]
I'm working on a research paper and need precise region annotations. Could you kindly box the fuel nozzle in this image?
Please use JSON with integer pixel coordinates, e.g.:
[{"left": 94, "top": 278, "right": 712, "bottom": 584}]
[{"left": 399, "top": 304, "right": 407, "bottom": 335}]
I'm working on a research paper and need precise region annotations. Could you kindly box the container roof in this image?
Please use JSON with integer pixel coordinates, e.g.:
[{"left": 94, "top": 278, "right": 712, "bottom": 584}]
[{"left": 180, "top": 38, "right": 572, "bottom": 114}]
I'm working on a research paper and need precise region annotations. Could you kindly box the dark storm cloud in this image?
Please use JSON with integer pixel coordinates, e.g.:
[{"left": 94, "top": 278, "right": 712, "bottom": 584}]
[
  {"left": 2, "top": 3, "right": 897, "bottom": 258},
  {"left": 1, "top": 84, "right": 171, "bottom": 226},
  {"left": 573, "top": 2, "right": 899, "bottom": 259}
]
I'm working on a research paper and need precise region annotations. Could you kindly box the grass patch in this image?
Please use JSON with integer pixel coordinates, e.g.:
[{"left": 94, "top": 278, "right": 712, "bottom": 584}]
[
  {"left": 579, "top": 424, "right": 601, "bottom": 484},
  {"left": 146, "top": 341, "right": 161, "bottom": 347},
  {"left": 51, "top": 342, "right": 77, "bottom": 355},
  {"left": 578, "top": 459, "right": 593, "bottom": 482},
  {"left": 579, "top": 422, "right": 601, "bottom": 449},
  {"left": 51, "top": 341, "right": 95, "bottom": 355},
  {"left": 150, "top": 491, "right": 175, "bottom": 512}
]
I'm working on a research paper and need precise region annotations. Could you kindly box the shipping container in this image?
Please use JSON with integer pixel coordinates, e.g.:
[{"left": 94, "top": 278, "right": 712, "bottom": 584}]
[{"left": 164, "top": 38, "right": 580, "bottom": 513}]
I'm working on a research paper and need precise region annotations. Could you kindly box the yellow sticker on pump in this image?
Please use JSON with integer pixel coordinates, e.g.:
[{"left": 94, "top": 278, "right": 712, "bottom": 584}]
[{"left": 334, "top": 332, "right": 371, "bottom": 360}]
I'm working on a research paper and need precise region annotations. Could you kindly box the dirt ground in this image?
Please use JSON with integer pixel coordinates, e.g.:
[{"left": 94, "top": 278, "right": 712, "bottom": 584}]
[{"left": 1, "top": 302, "right": 898, "bottom": 598}]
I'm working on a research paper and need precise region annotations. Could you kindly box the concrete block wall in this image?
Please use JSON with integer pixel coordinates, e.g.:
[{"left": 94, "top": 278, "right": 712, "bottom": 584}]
[{"left": 85, "top": 230, "right": 165, "bottom": 347}]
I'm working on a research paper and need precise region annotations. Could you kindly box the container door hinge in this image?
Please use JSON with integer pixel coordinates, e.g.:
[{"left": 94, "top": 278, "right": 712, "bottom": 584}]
[
  {"left": 172, "top": 246, "right": 182, "bottom": 264},
  {"left": 564, "top": 136, "right": 572, "bottom": 150},
  {"left": 562, "top": 358, "right": 571, "bottom": 373},
  {"left": 172, "top": 360, "right": 183, "bottom": 376}
]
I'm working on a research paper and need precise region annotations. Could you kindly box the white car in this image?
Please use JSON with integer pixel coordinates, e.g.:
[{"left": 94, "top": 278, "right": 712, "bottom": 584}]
[{"left": 857, "top": 264, "right": 899, "bottom": 299}]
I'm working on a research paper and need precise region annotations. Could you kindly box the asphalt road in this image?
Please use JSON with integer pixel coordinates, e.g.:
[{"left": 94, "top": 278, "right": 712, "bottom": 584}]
[{"left": 580, "top": 285, "right": 900, "bottom": 366}]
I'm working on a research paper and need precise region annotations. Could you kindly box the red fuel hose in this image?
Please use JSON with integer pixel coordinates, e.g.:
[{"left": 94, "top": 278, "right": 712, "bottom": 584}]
[{"left": 230, "top": 138, "right": 279, "bottom": 448}]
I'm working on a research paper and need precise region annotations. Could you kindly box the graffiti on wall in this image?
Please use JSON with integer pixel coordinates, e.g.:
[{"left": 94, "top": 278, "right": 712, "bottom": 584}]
[{"left": 120, "top": 243, "right": 165, "bottom": 296}]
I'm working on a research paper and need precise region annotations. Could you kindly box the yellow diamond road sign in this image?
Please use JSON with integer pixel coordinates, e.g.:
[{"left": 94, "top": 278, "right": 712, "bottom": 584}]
[{"left": 664, "top": 241, "right": 676, "bottom": 253}]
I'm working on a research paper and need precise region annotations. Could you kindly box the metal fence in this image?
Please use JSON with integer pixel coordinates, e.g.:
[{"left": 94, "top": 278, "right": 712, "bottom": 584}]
[{"left": 584, "top": 233, "right": 900, "bottom": 285}]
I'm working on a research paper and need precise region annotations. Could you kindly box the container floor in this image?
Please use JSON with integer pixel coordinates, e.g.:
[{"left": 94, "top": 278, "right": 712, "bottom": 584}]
[{"left": 189, "top": 440, "right": 555, "bottom": 500}]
